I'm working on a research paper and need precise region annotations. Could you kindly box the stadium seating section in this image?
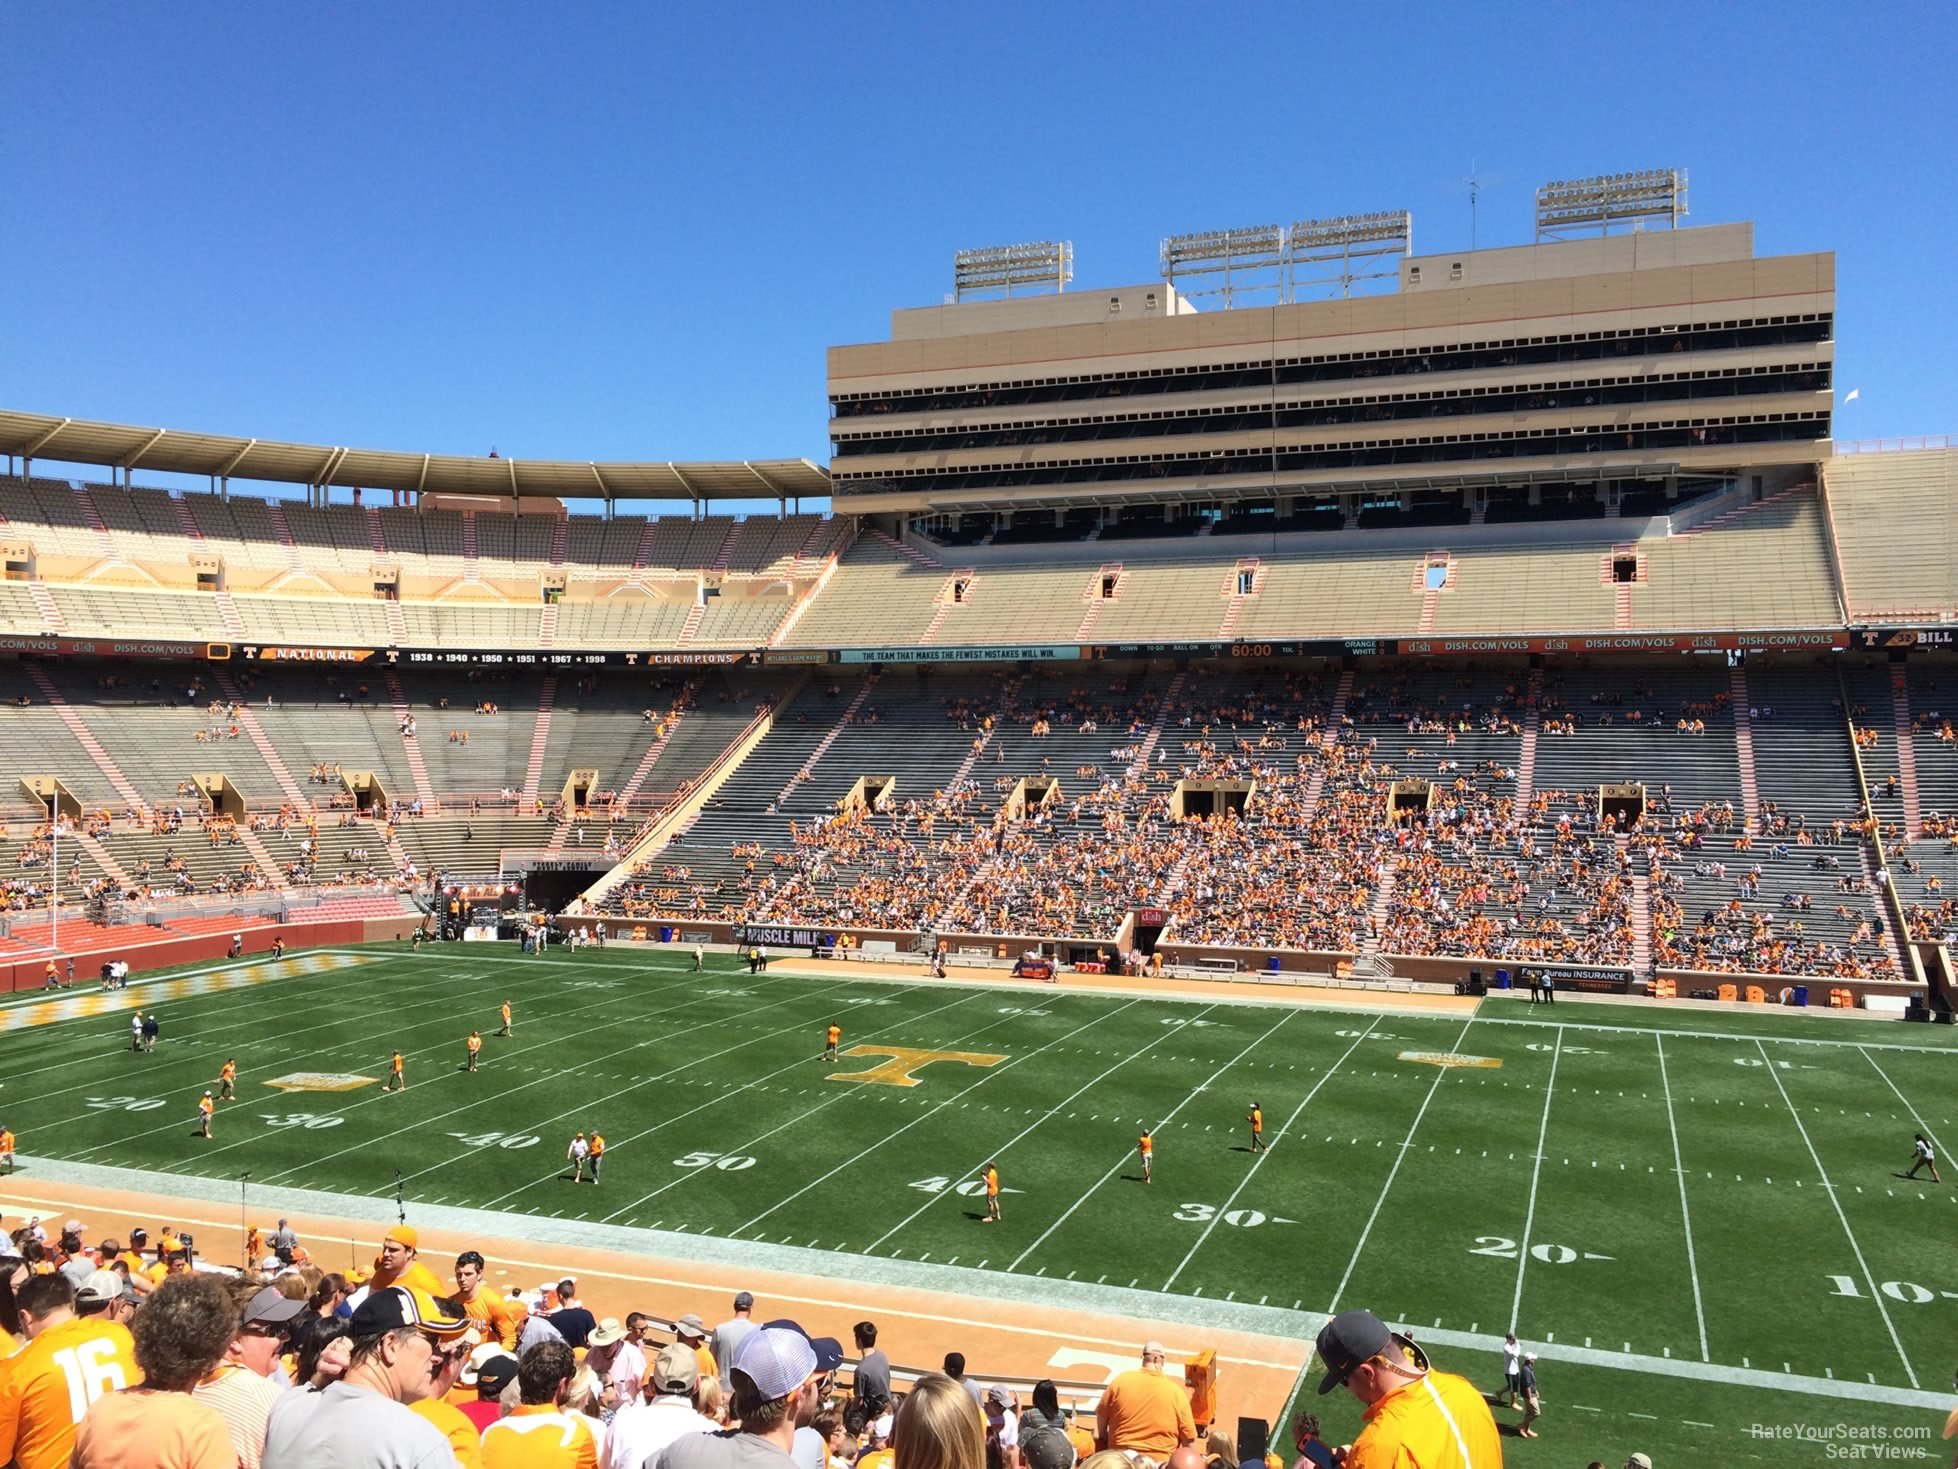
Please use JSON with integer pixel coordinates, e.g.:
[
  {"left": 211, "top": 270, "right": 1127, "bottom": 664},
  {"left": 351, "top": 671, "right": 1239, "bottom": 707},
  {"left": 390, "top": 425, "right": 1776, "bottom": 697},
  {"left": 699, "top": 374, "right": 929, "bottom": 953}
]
[{"left": 0, "top": 463, "right": 1953, "bottom": 995}]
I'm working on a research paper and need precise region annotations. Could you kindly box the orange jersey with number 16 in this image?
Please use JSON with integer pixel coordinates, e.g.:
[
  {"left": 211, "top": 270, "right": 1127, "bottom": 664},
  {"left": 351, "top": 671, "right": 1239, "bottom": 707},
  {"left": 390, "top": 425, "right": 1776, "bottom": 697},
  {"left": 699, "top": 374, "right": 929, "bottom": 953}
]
[{"left": 0, "top": 1316, "right": 142, "bottom": 1469}]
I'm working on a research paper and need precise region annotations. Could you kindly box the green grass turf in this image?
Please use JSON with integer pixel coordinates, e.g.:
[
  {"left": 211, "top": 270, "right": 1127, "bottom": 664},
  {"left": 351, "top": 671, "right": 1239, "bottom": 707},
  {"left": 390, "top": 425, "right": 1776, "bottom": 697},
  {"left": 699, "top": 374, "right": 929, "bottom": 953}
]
[{"left": 2, "top": 945, "right": 1954, "bottom": 1467}]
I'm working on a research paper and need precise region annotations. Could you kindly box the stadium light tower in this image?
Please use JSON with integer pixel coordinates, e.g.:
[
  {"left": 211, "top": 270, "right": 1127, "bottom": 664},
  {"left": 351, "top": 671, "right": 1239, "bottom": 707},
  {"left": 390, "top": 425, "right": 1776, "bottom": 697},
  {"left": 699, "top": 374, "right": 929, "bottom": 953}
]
[
  {"left": 1535, "top": 168, "right": 1687, "bottom": 242},
  {"left": 1159, "top": 224, "right": 1287, "bottom": 309},
  {"left": 1287, "top": 210, "right": 1413, "bottom": 301},
  {"left": 952, "top": 241, "right": 1073, "bottom": 302}
]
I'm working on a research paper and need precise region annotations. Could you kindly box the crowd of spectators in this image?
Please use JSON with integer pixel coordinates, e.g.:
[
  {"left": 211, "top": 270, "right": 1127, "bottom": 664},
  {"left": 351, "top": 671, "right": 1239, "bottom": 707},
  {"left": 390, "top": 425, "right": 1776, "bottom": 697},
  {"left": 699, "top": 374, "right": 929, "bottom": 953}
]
[{"left": 0, "top": 1215, "right": 1243, "bottom": 1469}]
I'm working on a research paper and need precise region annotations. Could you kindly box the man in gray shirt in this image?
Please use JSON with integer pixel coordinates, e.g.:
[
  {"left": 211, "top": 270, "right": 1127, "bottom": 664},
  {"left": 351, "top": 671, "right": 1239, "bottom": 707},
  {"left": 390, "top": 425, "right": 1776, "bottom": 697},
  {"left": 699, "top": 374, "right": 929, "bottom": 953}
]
[
  {"left": 264, "top": 1285, "right": 469, "bottom": 1468},
  {"left": 655, "top": 1326, "right": 820, "bottom": 1469},
  {"left": 851, "top": 1321, "right": 890, "bottom": 1415},
  {"left": 710, "top": 1290, "right": 757, "bottom": 1390}
]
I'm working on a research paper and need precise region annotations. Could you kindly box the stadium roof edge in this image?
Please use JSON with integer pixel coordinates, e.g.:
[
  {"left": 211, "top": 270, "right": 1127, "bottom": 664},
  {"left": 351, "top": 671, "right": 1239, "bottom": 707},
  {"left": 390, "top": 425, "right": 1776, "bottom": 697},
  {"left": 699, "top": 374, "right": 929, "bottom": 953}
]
[{"left": 0, "top": 407, "right": 831, "bottom": 504}]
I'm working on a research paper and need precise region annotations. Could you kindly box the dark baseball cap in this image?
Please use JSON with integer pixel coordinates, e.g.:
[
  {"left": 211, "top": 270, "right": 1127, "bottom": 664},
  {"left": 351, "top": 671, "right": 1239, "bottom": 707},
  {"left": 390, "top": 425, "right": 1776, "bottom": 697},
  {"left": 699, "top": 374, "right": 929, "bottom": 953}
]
[
  {"left": 1315, "top": 1309, "right": 1425, "bottom": 1394},
  {"left": 762, "top": 1318, "right": 844, "bottom": 1373},
  {"left": 1020, "top": 1428, "right": 1076, "bottom": 1469}
]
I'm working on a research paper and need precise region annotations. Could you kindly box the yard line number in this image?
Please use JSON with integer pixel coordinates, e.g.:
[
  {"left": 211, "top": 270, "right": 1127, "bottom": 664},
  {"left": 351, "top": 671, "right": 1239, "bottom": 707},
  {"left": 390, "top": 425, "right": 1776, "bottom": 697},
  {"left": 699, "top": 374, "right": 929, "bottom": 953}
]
[
  {"left": 448, "top": 1131, "right": 541, "bottom": 1149},
  {"left": 1825, "top": 1275, "right": 1958, "bottom": 1305},
  {"left": 676, "top": 1151, "right": 756, "bottom": 1170},
  {"left": 1470, "top": 1235, "right": 1614, "bottom": 1263}
]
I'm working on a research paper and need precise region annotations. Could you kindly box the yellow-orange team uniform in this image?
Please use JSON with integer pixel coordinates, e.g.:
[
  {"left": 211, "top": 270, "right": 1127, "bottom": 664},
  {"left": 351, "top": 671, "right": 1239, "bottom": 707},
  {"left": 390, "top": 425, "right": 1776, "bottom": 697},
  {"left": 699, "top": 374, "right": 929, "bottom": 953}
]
[
  {"left": 461, "top": 1289, "right": 520, "bottom": 1351},
  {"left": 481, "top": 1404, "right": 606, "bottom": 1469},
  {"left": 198, "top": 1094, "right": 215, "bottom": 1135},
  {"left": 1343, "top": 1369, "right": 1502, "bottom": 1469},
  {"left": 0, "top": 1315, "right": 143, "bottom": 1469},
  {"left": 826, "top": 1025, "right": 841, "bottom": 1053},
  {"left": 219, "top": 1061, "right": 237, "bottom": 1098},
  {"left": 0, "top": 1128, "right": 15, "bottom": 1171}
]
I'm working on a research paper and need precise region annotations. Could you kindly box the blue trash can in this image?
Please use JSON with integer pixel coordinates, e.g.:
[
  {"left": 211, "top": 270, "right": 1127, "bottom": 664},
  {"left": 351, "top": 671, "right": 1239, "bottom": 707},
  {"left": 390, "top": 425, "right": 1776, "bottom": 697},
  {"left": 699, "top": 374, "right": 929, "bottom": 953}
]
[
  {"left": 1792, "top": 985, "right": 1809, "bottom": 1007},
  {"left": 1267, "top": 957, "right": 1283, "bottom": 973},
  {"left": 659, "top": 926, "right": 674, "bottom": 943},
  {"left": 1494, "top": 969, "right": 1511, "bottom": 990}
]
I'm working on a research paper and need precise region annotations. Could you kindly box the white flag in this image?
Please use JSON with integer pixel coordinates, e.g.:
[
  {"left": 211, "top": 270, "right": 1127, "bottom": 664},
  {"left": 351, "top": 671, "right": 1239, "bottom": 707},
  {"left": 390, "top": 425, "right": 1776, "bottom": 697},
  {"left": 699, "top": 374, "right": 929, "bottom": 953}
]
[{"left": 1842, "top": 388, "right": 1860, "bottom": 404}]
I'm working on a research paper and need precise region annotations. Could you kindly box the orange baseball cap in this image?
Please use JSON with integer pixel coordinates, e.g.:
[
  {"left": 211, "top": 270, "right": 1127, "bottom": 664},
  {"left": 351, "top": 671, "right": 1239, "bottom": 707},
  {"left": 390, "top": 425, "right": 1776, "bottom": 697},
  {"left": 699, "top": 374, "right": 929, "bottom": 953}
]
[{"left": 383, "top": 1224, "right": 419, "bottom": 1249}]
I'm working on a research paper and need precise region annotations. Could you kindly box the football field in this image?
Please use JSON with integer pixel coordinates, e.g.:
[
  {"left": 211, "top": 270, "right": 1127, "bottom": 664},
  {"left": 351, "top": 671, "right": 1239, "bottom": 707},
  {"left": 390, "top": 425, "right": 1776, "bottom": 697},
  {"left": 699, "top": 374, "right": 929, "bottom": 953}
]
[{"left": 2, "top": 945, "right": 1955, "bottom": 1464}]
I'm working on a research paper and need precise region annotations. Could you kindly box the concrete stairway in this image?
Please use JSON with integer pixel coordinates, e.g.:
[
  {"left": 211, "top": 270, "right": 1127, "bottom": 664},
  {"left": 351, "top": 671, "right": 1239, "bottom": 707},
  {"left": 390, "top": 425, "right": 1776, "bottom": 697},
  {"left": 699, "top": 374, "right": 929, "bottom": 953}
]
[
  {"left": 234, "top": 826, "right": 290, "bottom": 890},
  {"left": 549, "top": 518, "right": 568, "bottom": 567},
  {"left": 28, "top": 582, "right": 65, "bottom": 632},
  {"left": 171, "top": 495, "right": 204, "bottom": 541},
  {"left": 365, "top": 507, "right": 389, "bottom": 556},
  {"left": 520, "top": 676, "right": 557, "bottom": 806},
  {"left": 383, "top": 598, "right": 407, "bottom": 645},
  {"left": 776, "top": 676, "right": 879, "bottom": 806},
  {"left": 212, "top": 671, "right": 310, "bottom": 810},
  {"left": 1729, "top": 663, "right": 1761, "bottom": 831},
  {"left": 538, "top": 604, "right": 558, "bottom": 647},
  {"left": 677, "top": 603, "right": 706, "bottom": 645},
  {"left": 1300, "top": 667, "right": 1356, "bottom": 821},
  {"left": 212, "top": 591, "right": 248, "bottom": 640},
  {"left": 383, "top": 669, "right": 439, "bottom": 811},
  {"left": 616, "top": 708, "right": 687, "bottom": 807},
  {"left": 72, "top": 828, "right": 133, "bottom": 890},
  {"left": 865, "top": 527, "right": 942, "bottom": 569},
  {"left": 265, "top": 503, "right": 308, "bottom": 572},
  {"left": 1125, "top": 670, "right": 1188, "bottom": 780},
  {"left": 1515, "top": 669, "right": 1543, "bottom": 811},
  {"left": 461, "top": 513, "right": 481, "bottom": 583},
  {"left": 25, "top": 668, "right": 146, "bottom": 809},
  {"left": 1361, "top": 862, "right": 1398, "bottom": 956},
  {"left": 1891, "top": 668, "right": 1922, "bottom": 836},
  {"left": 1862, "top": 843, "right": 1911, "bottom": 977}
]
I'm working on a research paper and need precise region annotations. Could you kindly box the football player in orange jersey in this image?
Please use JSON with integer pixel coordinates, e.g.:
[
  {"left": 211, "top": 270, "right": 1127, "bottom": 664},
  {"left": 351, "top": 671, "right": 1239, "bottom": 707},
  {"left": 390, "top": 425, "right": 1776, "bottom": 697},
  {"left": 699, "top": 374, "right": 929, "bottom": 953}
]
[
  {"left": 197, "top": 1092, "right": 214, "bottom": 1139},
  {"left": 1247, "top": 1101, "right": 1266, "bottom": 1154},
  {"left": 496, "top": 999, "right": 513, "bottom": 1037},
  {"left": 385, "top": 1050, "right": 405, "bottom": 1092},
  {"left": 0, "top": 1123, "right": 15, "bottom": 1175},
  {"left": 588, "top": 1131, "right": 606, "bottom": 1185},
  {"left": 981, "top": 1161, "right": 1001, "bottom": 1222},
  {"left": 1138, "top": 1130, "right": 1153, "bottom": 1184},
  {"left": 0, "top": 1271, "right": 142, "bottom": 1469},
  {"left": 466, "top": 1032, "right": 483, "bottom": 1072},
  {"left": 825, "top": 1023, "right": 841, "bottom": 1061},
  {"left": 217, "top": 1058, "right": 237, "bottom": 1101}
]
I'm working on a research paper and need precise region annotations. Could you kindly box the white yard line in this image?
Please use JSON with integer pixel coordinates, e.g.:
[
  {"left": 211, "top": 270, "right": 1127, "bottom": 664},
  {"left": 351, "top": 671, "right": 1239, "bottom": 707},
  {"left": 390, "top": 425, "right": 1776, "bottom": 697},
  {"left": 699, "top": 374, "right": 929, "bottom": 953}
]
[
  {"left": 1756, "top": 1038, "right": 1918, "bottom": 1389},
  {"left": 1856, "top": 1045, "right": 1946, "bottom": 1162},
  {"left": 858, "top": 1003, "right": 1222, "bottom": 1253},
  {"left": 1159, "top": 1017, "right": 1378, "bottom": 1290},
  {"left": 734, "top": 999, "right": 1154, "bottom": 1240},
  {"left": 1655, "top": 1032, "right": 1710, "bottom": 1362},
  {"left": 1326, "top": 1018, "right": 1475, "bottom": 1313},
  {"left": 1507, "top": 1025, "right": 1562, "bottom": 1331},
  {"left": 1011, "top": 1008, "right": 1303, "bottom": 1275}
]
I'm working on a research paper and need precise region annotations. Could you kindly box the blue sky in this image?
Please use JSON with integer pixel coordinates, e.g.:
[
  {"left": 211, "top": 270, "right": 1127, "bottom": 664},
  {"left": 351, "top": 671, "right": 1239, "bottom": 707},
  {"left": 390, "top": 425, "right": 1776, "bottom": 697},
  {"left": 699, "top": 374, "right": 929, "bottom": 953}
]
[{"left": 4, "top": 2, "right": 1953, "bottom": 510}]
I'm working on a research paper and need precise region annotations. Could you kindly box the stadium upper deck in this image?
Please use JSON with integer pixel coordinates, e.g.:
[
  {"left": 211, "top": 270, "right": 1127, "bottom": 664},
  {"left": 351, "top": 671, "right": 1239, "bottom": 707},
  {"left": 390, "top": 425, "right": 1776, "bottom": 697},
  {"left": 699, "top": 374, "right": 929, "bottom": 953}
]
[{"left": 828, "top": 222, "right": 1835, "bottom": 539}]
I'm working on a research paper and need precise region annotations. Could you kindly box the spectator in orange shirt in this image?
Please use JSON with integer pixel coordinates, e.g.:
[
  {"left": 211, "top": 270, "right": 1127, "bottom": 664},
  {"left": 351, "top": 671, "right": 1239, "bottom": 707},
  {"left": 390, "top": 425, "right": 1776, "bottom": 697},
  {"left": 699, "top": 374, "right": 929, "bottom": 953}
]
[
  {"left": 367, "top": 1225, "right": 445, "bottom": 1297},
  {"left": 454, "top": 1251, "right": 518, "bottom": 1350},
  {"left": 1096, "top": 1342, "right": 1196, "bottom": 1458}
]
